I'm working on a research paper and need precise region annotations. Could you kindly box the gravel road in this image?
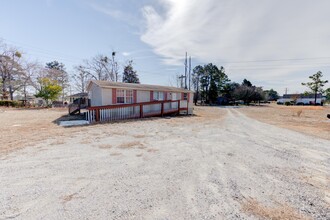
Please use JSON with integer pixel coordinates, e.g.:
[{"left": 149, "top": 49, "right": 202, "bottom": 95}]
[{"left": 1, "top": 108, "right": 329, "bottom": 219}]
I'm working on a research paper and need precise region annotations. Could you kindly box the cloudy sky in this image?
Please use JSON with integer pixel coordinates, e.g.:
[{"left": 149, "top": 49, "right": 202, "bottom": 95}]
[{"left": 1, "top": 0, "right": 329, "bottom": 94}]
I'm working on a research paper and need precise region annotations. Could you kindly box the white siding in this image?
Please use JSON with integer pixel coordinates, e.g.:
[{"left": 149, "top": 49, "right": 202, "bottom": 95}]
[
  {"left": 102, "top": 88, "right": 112, "bottom": 105},
  {"left": 137, "top": 91, "right": 150, "bottom": 103},
  {"left": 90, "top": 84, "right": 102, "bottom": 106},
  {"left": 88, "top": 82, "right": 194, "bottom": 115}
]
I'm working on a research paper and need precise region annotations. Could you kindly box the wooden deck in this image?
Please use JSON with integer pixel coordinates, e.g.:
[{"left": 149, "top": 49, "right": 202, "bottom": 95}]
[{"left": 86, "top": 100, "right": 189, "bottom": 123}]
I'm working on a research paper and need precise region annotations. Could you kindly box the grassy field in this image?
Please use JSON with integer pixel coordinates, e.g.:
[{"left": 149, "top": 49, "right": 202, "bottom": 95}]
[{"left": 238, "top": 103, "right": 330, "bottom": 140}]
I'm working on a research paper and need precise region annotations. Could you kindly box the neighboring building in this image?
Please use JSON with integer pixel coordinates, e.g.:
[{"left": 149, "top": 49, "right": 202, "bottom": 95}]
[
  {"left": 14, "top": 95, "right": 45, "bottom": 106},
  {"left": 277, "top": 93, "right": 325, "bottom": 105},
  {"left": 85, "top": 80, "right": 194, "bottom": 122},
  {"left": 68, "top": 92, "right": 88, "bottom": 104},
  {"left": 68, "top": 92, "right": 89, "bottom": 115}
]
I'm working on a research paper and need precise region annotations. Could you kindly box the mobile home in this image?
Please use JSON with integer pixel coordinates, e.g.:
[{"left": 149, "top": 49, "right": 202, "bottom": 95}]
[{"left": 86, "top": 80, "right": 194, "bottom": 122}]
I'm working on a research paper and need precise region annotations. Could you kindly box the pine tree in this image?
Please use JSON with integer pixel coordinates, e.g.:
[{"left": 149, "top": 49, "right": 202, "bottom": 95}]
[
  {"left": 302, "top": 71, "right": 328, "bottom": 105},
  {"left": 122, "top": 60, "right": 140, "bottom": 83}
]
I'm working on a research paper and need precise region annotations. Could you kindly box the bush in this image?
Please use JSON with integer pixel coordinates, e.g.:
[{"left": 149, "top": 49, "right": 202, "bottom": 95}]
[
  {"left": 284, "top": 101, "right": 291, "bottom": 106},
  {"left": 0, "top": 100, "right": 24, "bottom": 107}
]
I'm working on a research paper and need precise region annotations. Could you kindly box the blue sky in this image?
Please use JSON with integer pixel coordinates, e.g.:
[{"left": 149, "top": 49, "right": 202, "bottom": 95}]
[{"left": 1, "top": 0, "right": 329, "bottom": 94}]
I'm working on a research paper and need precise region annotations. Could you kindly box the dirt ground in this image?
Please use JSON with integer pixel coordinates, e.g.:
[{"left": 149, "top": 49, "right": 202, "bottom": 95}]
[
  {"left": 0, "top": 107, "right": 83, "bottom": 154},
  {"left": 237, "top": 104, "right": 330, "bottom": 140},
  {"left": 1, "top": 106, "right": 329, "bottom": 219}
]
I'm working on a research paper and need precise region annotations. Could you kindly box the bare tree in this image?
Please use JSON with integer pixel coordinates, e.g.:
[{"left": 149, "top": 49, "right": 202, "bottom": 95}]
[
  {"left": 72, "top": 65, "right": 90, "bottom": 93},
  {"left": 83, "top": 54, "right": 114, "bottom": 81},
  {"left": 0, "top": 40, "right": 24, "bottom": 100},
  {"left": 19, "top": 61, "right": 39, "bottom": 103}
]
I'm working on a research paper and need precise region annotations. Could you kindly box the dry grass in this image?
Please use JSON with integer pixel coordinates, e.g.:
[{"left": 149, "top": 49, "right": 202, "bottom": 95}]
[
  {"left": 242, "top": 198, "right": 310, "bottom": 220},
  {"left": 239, "top": 104, "right": 330, "bottom": 140},
  {"left": 61, "top": 193, "right": 78, "bottom": 203},
  {"left": 50, "top": 140, "right": 66, "bottom": 146},
  {"left": 98, "top": 144, "right": 112, "bottom": 149},
  {"left": 80, "top": 139, "right": 92, "bottom": 144},
  {"left": 110, "top": 152, "right": 122, "bottom": 156},
  {"left": 118, "top": 141, "right": 142, "bottom": 149},
  {"left": 0, "top": 108, "right": 82, "bottom": 155},
  {"left": 133, "top": 134, "right": 147, "bottom": 138},
  {"left": 0, "top": 105, "right": 227, "bottom": 154},
  {"left": 147, "top": 148, "right": 159, "bottom": 153}
]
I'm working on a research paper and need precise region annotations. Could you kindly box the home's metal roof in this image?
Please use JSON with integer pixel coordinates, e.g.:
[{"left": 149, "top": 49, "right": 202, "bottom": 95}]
[{"left": 88, "top": 80, "right": 194, "bottom": 93}]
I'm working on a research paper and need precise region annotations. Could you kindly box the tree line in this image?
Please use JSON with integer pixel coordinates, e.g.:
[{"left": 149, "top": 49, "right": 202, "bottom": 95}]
[
  {"left": 192, "top": 63, "right": 279, "bottom": 105},
  {"left": 0, "top": 40, "right": 140, "bottom": 105}
]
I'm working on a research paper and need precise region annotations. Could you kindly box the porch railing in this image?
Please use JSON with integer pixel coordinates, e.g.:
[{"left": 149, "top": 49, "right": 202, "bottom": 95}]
[{"left": 86, "top": 100, "right": 188, "bottom": 123}]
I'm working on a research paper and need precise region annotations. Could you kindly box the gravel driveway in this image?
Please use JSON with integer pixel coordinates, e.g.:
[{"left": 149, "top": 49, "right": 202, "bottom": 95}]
[{"left": 1, "top": 108, "right": 329, "bottom": 219}]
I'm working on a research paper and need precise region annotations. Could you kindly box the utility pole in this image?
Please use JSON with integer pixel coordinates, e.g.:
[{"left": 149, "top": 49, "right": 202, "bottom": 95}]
[
  {"left": 178, "top": 75, "right": 185, "bottom": 88},
  {"left": 112, "top": 51, "right": 116, "bottom": 81},
  {"left": 188, "top": 56, "right": 191, "bottom": 90},
  {"left": 285, "top": 88, "right": 288, "bottom": 95},
  {"left": 184, "top": 52, "right": 187, "bottom": 89}
]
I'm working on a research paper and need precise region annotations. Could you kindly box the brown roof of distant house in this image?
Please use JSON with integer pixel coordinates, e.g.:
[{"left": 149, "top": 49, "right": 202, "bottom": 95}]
[{"left": 88, "top": 80, "right": 194, "bottom": 93}]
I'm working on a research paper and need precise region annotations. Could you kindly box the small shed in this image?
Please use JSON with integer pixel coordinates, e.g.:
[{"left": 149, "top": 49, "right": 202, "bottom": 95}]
[{"left": 86, "top": 80, "right": 194, "bottom": 122}]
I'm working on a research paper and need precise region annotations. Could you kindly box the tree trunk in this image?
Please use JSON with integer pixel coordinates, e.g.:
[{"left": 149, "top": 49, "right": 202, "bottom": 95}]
[
  {"left": 9, "top": 85, "right": 13, "bottom": 101},
  {"left": 314, "top": 91, "right": 317, "bottom": 106},
  {"left": 1, "top": 79, "right": 6, "bottom": 100},
  {"left": 24, "top": 85, "right": 27, "bottom": 107}
]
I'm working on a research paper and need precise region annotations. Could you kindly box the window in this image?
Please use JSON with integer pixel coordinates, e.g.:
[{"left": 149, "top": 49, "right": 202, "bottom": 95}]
[
  {"left": 116, "top": 89, "right": 133, "bottom": 104},
  {"left": 153, "top": 91, "right": 164, "bottom": 101},
  {"left": 183, "top": 93, "right": 188, "bottom": 100},
  {"left": 126, "top": 90, "right": 133, "bottom": 104},
  {"left": 117, "top": 89, "right": 125, "bottom": 104}
]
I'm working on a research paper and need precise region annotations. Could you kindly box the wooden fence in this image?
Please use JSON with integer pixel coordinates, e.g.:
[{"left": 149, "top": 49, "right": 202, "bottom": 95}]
[{"left": 86, "top": 100, "right": 188, "bottom": 123}]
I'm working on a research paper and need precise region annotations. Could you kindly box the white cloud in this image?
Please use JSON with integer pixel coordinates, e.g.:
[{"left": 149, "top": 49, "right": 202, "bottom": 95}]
[
  {"left": 90, "top": 2, "right": 139, "bottom": 27},
  {"left": 140, "top": 0, "right": 330, "bottom": 92},
  {"left": 122, "top": 52, "right": 131, "bottom": 56}
]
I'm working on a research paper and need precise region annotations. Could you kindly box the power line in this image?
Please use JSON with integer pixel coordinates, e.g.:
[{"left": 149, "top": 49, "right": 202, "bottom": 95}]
[
  {"left": 2, "top": 38, "right": 84, "bottom": 61},
  {"left": 227, "top": 64, "right": 330, "bottom": 71},
  {"left": 220, "top": 57, "right": 330, "bottom": 64}
]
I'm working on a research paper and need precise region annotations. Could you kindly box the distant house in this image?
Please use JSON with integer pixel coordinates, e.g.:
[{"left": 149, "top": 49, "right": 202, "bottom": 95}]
[
  {"left": 14, "top": 95, "right": 45, "bottom": 106},
  {"left": 277, "top": 93, "right": 325, "bottom": 105},
  {"left": 84, "top": 80, "right": 194, "bottom": 122}
]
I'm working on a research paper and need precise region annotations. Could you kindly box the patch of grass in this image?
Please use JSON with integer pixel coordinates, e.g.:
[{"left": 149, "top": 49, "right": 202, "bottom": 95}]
[
  {"left": 80, "top": 139, "right": 92, "bottom": 144},
  {"left": 98, "top": 144, "right": 112, "bottom": 149},
  {"left": 50, "top": 140, "right": 65, "bottom": 145},
  {"left": 147, "top": 148, "right": 159, "bottom": 153},
  {"left": 110, "top": 152, "right": 122, "bottom": 156},
  {"left": 241, "top": 198, "right": 309, "bottom": 220},
  {"left": 133, "top": 134, "right": 147, "bottom": 138},
  {"left": 61, "top": 193, "right": 78, "bottom": 203},
  {"left": 118, "top": 141, "right": 141, "bottom": 149}
]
